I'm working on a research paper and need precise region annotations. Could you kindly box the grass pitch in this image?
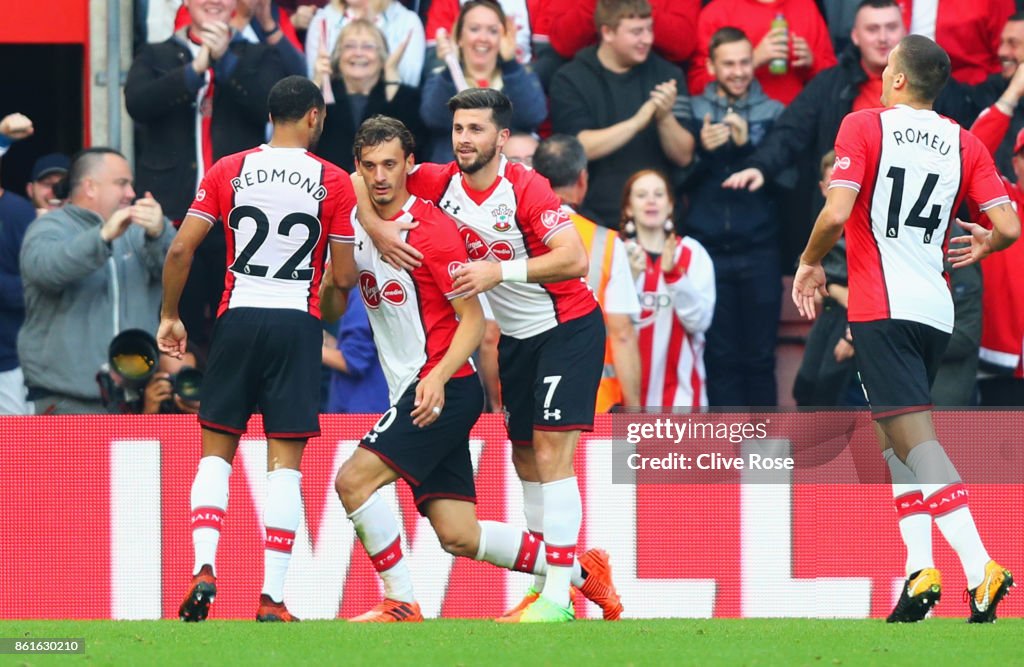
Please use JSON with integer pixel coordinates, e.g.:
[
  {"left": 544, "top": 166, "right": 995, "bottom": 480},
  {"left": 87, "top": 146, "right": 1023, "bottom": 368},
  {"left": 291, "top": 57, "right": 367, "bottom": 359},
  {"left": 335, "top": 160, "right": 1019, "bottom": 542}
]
[{"left": 1, "top": 619, "right": 1021, "bottom": 667}]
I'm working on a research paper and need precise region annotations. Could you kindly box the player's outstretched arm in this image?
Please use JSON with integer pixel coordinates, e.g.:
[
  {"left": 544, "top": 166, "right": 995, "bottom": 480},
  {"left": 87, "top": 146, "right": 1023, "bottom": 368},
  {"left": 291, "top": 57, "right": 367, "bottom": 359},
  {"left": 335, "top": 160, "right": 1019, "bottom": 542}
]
[
  {"left": 981, "top": 202, "right": 1021, "bottom": 252},
  {"left": 410, "top": 295, "right": 485, "bottom": 427},
  {"left": 793, "top": 186, "right": 856, "bottom": 319},
  {"left": 159, "top": 215, "right": 211, "bottom": 358},
  {"left": 350, "top": 172, "right": 423, "bottom": 270},
  {"left": 949, "top": 207, "right": 1021, "bottom": 268}
]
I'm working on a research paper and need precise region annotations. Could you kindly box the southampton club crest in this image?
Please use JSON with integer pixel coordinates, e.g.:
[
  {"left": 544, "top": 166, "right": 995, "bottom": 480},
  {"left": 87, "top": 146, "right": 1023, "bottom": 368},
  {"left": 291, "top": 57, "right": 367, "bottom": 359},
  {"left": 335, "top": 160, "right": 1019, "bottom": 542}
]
[{"left": 492, "top": 204, "right": 514, "bottom": 232}]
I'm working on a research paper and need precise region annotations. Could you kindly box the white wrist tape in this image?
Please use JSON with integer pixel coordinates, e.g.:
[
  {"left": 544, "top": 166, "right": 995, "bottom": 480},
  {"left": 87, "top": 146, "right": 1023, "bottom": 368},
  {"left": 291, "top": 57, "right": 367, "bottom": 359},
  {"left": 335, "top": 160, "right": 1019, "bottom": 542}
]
[{"left": 500, "top": 259, "right": 528, "bottom": 283}]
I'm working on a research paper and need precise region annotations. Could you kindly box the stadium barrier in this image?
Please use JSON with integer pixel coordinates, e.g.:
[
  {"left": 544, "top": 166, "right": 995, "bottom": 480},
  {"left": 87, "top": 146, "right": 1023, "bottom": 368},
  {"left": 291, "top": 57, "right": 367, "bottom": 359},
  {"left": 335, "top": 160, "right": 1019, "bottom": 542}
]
[{"left": 2, "top": 412, "right": 1020, "bottom": 620}]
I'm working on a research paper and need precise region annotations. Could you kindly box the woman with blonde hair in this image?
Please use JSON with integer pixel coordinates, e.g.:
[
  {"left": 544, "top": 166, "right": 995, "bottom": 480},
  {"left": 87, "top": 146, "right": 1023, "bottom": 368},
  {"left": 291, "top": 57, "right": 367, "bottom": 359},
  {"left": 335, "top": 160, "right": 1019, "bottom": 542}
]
[
  {"left": 620, "top": 169, "right": 716, "bottom": 408},
  {"left": 312, "top": 19, "right": 425, "bottom": 169},
  {"left": 305, "top": 0, "right": 426, "bottom": 86}
]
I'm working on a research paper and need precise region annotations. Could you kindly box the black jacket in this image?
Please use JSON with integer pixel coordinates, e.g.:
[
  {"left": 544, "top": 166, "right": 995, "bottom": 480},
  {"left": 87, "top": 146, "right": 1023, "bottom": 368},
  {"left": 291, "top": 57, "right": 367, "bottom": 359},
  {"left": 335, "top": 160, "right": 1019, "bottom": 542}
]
[
  {"left": 126, "top": 31, "right": 292, "bottom": 221},
  {"left": 685, "top": 80, "right": 785, "bottom": 254},
  {"left": 749, "top": 47, "right": 1004, "bottom": 186},
  {"left": 315, "top": 79, "right": 425, "bottom": 172},
  {"left": 550, "top": 46, "right": 692, "bottom": 228}
]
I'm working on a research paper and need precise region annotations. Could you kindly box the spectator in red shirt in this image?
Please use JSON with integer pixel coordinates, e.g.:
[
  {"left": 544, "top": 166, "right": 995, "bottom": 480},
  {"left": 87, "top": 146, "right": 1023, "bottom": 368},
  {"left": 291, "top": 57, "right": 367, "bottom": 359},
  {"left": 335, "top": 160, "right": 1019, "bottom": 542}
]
[
  {"left": 898, "top": 0, "right": 1014, "bottom": 84},
  {"left": 689, "top": 0, "right": 837, "bottom": 105},
  {"left": 538, "top": 0, "right": 699, "bottom": 65}
]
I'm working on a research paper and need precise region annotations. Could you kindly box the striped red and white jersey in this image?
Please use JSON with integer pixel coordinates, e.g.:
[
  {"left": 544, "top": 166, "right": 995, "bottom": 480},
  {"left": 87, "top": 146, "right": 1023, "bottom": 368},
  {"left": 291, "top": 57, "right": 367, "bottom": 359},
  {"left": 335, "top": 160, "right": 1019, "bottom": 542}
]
[
  {"left": 633, "top": 236, "right": 716, "bottom": 408},
  {"left": 830, "top": 105, "right": 1009, "bottom": 333},
  {"left": 353, "top": 196, "right": 475, "bottom": 403},
  {"left": 187, "top": 144, "right": 356, "bottom": 318},
  {"left": 406, "top": 157, "right": 597, "bottom": 339}
]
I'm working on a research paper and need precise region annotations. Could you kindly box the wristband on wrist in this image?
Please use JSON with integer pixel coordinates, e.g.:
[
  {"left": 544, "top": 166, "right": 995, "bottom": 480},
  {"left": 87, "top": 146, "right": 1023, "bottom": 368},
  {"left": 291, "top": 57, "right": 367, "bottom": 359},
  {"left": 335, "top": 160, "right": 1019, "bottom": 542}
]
[{"left": 500, "top": 259, "right": 528, "bottom": 282}]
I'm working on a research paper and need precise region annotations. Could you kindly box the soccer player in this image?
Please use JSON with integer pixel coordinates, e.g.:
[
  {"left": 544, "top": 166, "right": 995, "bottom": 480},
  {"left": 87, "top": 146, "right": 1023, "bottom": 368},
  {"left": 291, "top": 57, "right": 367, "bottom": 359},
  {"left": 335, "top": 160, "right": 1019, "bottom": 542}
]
[
  {"left": 793, "top": 35, "right": 1018, "bottom": 623},
  {"left": 158, "top": 76, "right": 358, "bottom": 622},
  {"left": 354, "top": 89, "right": 612, "bottom": 623},
  {"left": 334, "top": 115, "right": 621, "bottom": 623}
]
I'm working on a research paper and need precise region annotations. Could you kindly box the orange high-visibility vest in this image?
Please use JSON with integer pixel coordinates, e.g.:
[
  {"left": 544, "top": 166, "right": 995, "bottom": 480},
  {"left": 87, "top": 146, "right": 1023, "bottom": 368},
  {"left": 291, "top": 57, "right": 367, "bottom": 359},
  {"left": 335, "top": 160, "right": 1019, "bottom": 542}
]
[{"left": 570, "top": 210, "right": 621, "bottom": 413}]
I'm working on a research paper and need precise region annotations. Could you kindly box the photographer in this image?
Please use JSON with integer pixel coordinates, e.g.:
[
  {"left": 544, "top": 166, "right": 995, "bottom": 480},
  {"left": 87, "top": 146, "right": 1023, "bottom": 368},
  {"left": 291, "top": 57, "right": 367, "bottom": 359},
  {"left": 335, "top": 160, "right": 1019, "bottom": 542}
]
[
  {"left": 142, "top": 349, "right": 204, "bottom": 414},
  {"left": 98, "top": 330, "right": 204, "bottom": 414},
  {"left": 18, "top": 148, "right": 174, "bottom": 415}
]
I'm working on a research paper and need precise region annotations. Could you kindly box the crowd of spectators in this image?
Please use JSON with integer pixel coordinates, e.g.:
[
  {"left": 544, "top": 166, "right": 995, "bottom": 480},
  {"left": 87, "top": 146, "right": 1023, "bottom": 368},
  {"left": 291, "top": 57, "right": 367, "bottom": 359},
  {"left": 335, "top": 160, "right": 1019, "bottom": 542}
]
[{"left": 4, "top": 0, "right": 1024, "bottom": 416}]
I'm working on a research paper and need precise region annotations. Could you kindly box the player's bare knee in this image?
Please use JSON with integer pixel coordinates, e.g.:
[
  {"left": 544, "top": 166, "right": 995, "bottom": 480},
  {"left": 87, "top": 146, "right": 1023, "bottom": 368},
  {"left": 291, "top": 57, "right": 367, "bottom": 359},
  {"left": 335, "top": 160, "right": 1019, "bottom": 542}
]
[
  {"left": 334, "top": 462, "right": 372, "bottom": 512},
  {"left": 511, "top": 445, "right": 538, "bottom": 481},
  {"left": 434, "top": 526, "right": 477, "bottom": 558}
]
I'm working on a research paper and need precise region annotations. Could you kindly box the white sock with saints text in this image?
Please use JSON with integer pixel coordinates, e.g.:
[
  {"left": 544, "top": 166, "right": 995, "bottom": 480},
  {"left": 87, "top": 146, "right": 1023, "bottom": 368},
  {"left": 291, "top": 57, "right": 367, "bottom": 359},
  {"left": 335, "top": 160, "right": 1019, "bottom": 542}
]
[
  {"left": 906, "top": 441, "right": 990, "bottom": 588},
  {"left": 522, "top": 480, "right": 546, "bottom": 591},
  {"left": 884, "top": 448, "right": 933, "bottom": 575},
  {"left": 261, "top": 468, "right": 302, "bottom": 603},
  {"left": 539, "top": 477, "right": 582, "bottom": 608},
  {"left": 190, "top": 455, "right": 231, "bottom": 576},
  {"left": 348, "top": 493, "right": 415, "bottom": 603}
]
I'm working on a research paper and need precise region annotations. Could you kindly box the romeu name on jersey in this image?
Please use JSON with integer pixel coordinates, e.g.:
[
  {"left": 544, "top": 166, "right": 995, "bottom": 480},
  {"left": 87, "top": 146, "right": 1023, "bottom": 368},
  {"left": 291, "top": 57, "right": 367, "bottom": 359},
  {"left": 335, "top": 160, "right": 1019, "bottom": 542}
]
[{"left": 830, "top": 106, "right": 1008, "bottom": 333}]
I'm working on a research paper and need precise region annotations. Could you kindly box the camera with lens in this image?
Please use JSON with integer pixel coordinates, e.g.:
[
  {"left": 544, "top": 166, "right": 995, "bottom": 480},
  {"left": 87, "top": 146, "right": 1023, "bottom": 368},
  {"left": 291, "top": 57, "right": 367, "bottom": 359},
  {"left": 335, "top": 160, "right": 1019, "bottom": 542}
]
[
  {"left": 96, "top": 329, "right": 203, "bottom": 413},
  {"left": 169, "top": 366, "right": 204, "bottom": 410}
]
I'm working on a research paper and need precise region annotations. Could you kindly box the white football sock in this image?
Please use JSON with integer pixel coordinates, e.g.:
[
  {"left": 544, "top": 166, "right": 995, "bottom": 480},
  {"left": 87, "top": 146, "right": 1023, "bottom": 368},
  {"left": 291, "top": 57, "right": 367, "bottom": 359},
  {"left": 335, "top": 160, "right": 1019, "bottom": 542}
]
[
  {"left": 348, "top": 493, "right": 415, "bottom": 603},
  {"left": 261, "top": 468, "right": 302, "bottom": 603},
  {"left": 539, "top": 477, "right": 582, "bottom": 608},
  {"left": 906, "top": 441, "right": 990, "bottom": 588},
  {"left": 190, "top": 455, "right": 232, "bottom": 576},
  {"left": 522, "top": 480, "right": 545, "bottom": 590},
  {"left": 884, "top": 448, "right": 933, "bottom": 575},
  {"left": 475, "top": 520, "right": 584, "bottom": 586}
]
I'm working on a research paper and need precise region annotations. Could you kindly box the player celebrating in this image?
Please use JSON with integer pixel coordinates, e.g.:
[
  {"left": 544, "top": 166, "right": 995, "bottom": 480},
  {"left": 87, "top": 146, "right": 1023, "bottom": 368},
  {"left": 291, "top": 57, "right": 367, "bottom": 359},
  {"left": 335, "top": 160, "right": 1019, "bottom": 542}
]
[
  {"left": 159, "top": 76, "right": 357, "bottom": 623},
  {"left": 355, "top": 89, "right": 615, "bottom": 623},
  {"left": 333, "top": 115, "right": 621, "bottom": 623},
  {"left": 793, "top": 35, "right": 1018, "bottom": 623}
]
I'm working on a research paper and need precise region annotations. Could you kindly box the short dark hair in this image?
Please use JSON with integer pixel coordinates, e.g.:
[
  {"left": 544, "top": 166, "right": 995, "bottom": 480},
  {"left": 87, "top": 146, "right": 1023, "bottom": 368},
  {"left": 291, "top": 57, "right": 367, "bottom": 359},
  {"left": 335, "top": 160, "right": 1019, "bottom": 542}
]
[
  {"left": 1011, "top": 11, "right": 1024, "bottom": 21},
  {"left": 708, "top": 27, "right": 750, "bottom": 61},
  {"left": 533, "top": 135, "right": 587, "bottom": 189},
  {"left": 447, "top": 88, "right": 513, "bottom": 130},
  {"left": 894, "top": 34, "right": 950, "bottom": 103},
  {"left": 594, "top": 0, "right": 651, "bottom": 32},
  {"left": 353, "top": 115, "right": 417, "bottom": 161},
  {"left": 62, "top": 147, "right": 125, "bottom": 198},
  {"left": 268, "top": 75, "right": 325, "bottom": 123},
  {"left": 856, "top": 0, "right": 900, "bottom": 12}
]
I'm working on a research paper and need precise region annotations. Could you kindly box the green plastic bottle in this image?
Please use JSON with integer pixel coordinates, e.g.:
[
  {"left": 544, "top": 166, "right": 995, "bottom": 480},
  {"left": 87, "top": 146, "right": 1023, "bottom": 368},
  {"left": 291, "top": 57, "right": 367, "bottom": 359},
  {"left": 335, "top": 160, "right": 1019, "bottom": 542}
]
[{"left": 769, "top": 12, "right": 788, "bottom": 75}]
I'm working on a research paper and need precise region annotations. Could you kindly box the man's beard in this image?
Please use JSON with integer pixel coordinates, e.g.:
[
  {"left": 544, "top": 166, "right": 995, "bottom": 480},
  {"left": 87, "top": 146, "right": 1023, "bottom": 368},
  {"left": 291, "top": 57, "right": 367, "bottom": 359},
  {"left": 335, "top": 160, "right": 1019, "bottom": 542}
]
[
  {"left": 309, "top": 127, "right": 323, "bottom": 152},
  {"left": 371, "top": 189, "right": 395, "bottom": 207},
  {"left": 457, "top": 142, "right": 497, "bottom": 175}
]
